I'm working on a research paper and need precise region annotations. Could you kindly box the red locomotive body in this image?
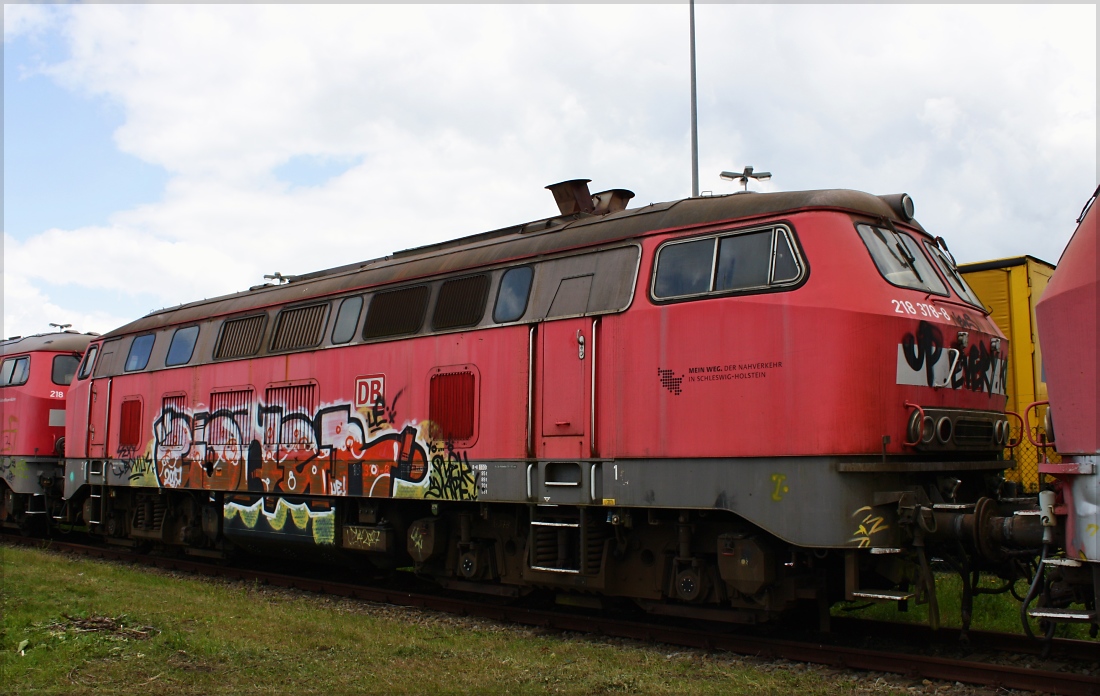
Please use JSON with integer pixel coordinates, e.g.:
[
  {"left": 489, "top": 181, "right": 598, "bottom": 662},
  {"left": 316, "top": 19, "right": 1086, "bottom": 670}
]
[
  {"left": 1028, "top": 185, "right": 1099, "bottom": 628},
  {"left": 1, "top": 331, "right": 94, "bottom": 532},
  {"left": 59, "top": 183, "right": 1042, "bottom": 626}
]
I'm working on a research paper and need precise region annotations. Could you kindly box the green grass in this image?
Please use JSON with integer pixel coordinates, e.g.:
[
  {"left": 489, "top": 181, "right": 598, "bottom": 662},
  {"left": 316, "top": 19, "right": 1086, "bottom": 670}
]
[
  {"left": 835, "top": 572, "right": 1093, "bottom": 639},
  {"left": 2, "top": 544, "right": 886, "bottom": 695}
]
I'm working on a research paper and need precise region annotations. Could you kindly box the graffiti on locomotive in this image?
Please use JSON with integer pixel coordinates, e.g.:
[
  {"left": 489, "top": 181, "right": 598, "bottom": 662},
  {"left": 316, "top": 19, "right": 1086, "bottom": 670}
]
[{"left": 117, "top": 374, "right": 478, "bottom": 501}]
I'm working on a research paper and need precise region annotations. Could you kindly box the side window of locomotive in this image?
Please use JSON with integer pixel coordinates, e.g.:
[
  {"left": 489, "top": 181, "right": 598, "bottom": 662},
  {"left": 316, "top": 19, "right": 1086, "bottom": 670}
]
[
  {"left": 52, "top": 355, "right": 80, "bottom": 386},
  {"left": 653, "top": 238, "right": 714, "bottom": 298},
  {"left": 923, "top": 241, "right": 985, "bottom": 308},
  {"left": 165, "top": 326, "right": 200, "bottom": 367},
  {"left": 654, "top": 227, "right": 803, "bottom": 300},
  {"left": 331, "top": 296, "right": 363, "bottom": 344},
  {"left": 772, "top": 230, "right": 801, "bottom": 283},
  {"left": 124, "top": 334, "right": 156, "bottom": 372},
  {"left": 362, "top": 285, "right": 430, "bottom": 340},
  {"left": 715, "top": 231, "right": 771, "bottom": 291},
  {"left": 77, "top": 345, "right": 99, "bottom": 380},
  {"left": 0, "top": 356, "right": 30, "bottom": 387},
  {"left": 433, "top": 274, "right": 490, "bottom": 331},
  {"left": 856, "top": 224, "right": 947, "bottom": 295},
  {"left": 494, "top": 266, "right": 535, "bottom": 323}
]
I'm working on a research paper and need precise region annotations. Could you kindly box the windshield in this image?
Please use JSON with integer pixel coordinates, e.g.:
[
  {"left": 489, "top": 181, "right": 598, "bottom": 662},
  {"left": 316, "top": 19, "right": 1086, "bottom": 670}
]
[
  {"left": 856, "top": 224, "right": 947, "bottom": 295},
  {"left": 923, "top": 241, "right": 985, "bottom": 308}
]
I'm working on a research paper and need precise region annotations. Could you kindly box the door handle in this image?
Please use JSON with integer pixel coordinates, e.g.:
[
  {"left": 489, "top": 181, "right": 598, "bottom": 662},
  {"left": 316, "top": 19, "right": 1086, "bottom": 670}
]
[{"left": 576, "top": 331, "right": 585, "bottom": 360}]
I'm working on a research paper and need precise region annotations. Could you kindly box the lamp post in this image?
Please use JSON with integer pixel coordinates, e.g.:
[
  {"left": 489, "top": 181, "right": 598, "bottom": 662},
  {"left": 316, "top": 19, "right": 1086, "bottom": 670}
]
[
  {"left": 720, "top": 166, "right": 772, "bottom": 192},
  {"left": 689, "top": 0, "right": 699, "bottom": 197}
]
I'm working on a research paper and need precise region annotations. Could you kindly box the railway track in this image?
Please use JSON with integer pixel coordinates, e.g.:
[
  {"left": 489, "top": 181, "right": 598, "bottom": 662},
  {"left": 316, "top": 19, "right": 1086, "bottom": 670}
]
[{"left": 5, "top": 533, "right": 1097, "bottom": 695}]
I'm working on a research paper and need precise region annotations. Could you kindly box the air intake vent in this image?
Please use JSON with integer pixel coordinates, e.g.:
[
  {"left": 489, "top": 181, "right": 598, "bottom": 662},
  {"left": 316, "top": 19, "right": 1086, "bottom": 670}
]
[
  {"left": 432, "top": 275, "right": 489, "bottom": 331},
  {"left": 271, "top": 303, "right": 328, "bottom": 352},
  {"left": 954, "top": 418, "right": 994, "bottom": 446},
  {"left": 363, "top": 286, "right": 430, "bottom": 340},
  {"left": 119, "top": 399, "right": 143, "bottom": 448},
  {"left": 215, "top": 315, "right": 266, "bottom": 360},
  {"left": 208, "top": 389, "right": 254, "bottom": 446},
  {"left": 160, "top": 394, "right": 188, "bottom": 447},
  {"left": 429, "top": 371, "right": 476, "bottom": 442},
  {"left": 263, "top": 384, "right": 317, "bottom": 446}
]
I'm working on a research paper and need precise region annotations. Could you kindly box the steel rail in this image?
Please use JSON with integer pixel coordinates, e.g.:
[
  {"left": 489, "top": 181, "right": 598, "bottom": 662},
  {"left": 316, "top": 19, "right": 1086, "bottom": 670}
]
[{"left": 5, "top": 534, "right": 1097, "bottom": 696}]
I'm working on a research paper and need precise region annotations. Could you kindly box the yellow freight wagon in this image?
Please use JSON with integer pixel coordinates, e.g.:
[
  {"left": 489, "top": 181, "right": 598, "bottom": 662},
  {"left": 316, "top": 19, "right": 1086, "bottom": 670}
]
[{"left": 959, "top": 255, "right": 1056, "bottom": 492}]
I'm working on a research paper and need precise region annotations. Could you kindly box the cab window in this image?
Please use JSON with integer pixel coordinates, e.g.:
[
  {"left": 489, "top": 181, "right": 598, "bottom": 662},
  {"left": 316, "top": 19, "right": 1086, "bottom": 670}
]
[
  {"left": 923, "top": 241, "right": 985, "bottom": 308},
  {"left": 0, "top": 356, "right": 30, "bottom": 387},
  {"left": 856, "top": 224, "right": 947, "bottom": 295},
  {"left": 652, "top": 226, "right": 804, "bottom": 300},
  {"left": 77, "top": 345, "right": 99, "bottom": 380},
  {"left": 52, "top": 355, "right": 80, "bottom": 386}
]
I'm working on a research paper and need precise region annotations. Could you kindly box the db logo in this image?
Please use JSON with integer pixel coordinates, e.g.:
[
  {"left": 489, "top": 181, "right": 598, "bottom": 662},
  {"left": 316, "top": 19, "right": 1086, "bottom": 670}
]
[{"left": 355, "top": 375, "right": 385, "bottom": 408}]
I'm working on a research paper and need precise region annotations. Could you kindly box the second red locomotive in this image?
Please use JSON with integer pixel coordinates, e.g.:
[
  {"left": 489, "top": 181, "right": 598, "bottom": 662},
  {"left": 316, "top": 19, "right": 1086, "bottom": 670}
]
[{"left": 0, "top": 330, "right": 95, "bottom": 534}]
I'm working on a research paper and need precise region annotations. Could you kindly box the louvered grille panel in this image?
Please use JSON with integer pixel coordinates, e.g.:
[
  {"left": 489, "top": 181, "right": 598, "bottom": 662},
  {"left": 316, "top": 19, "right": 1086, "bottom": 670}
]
[
  {"left": 432, "top": 275, "right": 489, "bottom": 330},
  {"left": 429, "top": 372, "right": 475, "bottom": 442},
  {"left": 209, "top": 390, "right": 253, "bottom": 445},
  {"left": 215, "top": 315, "right": 266, "bottom": 359},
  {"left": 363, "top": 286, "right": 429, "bottom": 339},
  {"left": 160, "top": 395, "right": 188, "bottom": 447},
  {"left": 271, "top": 304, "right": 327, "bottom": 352},
  {"left": 119, "top": 399, "right": 143, "bottom": 447},
  {"left": 263, "top": 384, "right": 317, "bottom": 445}
]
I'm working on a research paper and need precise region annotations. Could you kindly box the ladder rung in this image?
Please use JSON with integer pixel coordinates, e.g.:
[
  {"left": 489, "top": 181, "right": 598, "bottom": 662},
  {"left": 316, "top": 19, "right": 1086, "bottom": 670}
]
[
  {"left": 851, "top": 590, "right": 915, "bottom": 601},
  {"left": 531, "top": 521, "right": 579, "bottom": 528},
  {"left": 529, "top": 565, "right": 581, "bottom": 574},
  {"left": 1028, "top": 608, "right": 1097, "bottom": 622},
  {"left": 1042, "top": 557, "right": 1083, "bottom": 568}
]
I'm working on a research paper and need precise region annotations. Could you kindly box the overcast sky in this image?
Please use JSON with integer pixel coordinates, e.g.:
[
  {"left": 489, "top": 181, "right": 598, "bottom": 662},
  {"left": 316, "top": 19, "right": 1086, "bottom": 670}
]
[{"left": 4, "top": 4, "right": 1095, "bottom": 339}]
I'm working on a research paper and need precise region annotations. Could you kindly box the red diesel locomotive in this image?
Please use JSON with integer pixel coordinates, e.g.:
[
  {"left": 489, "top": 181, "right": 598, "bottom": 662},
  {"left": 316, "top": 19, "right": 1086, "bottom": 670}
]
[
  {"left": 0, "top": 331, "right": 95, "bottom": 534},
  {"left": 51, "top": 181, "right": 1068, "bottom": 628},
  {"left": 1027, "top": 185, "right": 1100, "bottom": 630}
]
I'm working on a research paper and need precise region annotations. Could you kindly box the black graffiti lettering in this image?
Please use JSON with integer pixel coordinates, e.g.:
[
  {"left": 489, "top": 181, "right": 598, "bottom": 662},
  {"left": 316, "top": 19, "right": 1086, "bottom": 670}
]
[
  {"left": 110, "top": 451, "right": 156, "bottom": 481},
  {"left": 425, "top": 442, "right": 476, "bottom": 501},
  {"left": 901, "top": 321, "right": 944, "bottom": 387},
  {"left": 950, "top": 311, "right": 981, "bottom": 332}
]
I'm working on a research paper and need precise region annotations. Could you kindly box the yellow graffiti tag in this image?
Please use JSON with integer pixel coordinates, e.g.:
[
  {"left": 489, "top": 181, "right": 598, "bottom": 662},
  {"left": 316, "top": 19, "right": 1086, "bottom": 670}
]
[
  {"left": 849, "top": 505, "right": 889, "bottom": 548},
  {"left": 410, "top": 525, "right": 425, "bottom": 552},
  {"left": 1087, "top": 524, "right": 1099, "bottom": 538},
  {"left": 347, "top": 527, "right": 382, "bottom": 548},
  {"left": 770, "top": 473, "right": 789, "bottom": 501}
]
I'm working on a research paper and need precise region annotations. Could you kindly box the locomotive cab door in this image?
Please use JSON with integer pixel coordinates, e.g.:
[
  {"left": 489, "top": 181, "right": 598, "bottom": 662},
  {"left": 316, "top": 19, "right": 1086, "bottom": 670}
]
[
  {"left": 86, "top": 342, "right": 118, "bottom": 459},
  {"left": 538, "top": 316, "right": 592, "bottom": 460},
  {"left": 87, "top": 377, "right": 112, "bottom": 459}
]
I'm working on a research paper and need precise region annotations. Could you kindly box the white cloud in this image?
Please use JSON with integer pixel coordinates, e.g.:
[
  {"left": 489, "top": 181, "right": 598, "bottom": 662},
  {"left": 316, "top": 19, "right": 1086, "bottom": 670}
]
[
  {"left": 2, "top": 235, "right": 131, "bottom": 339},
  {"left": 4, "top": 4, "right": 1095, "bottom": 338},
  {"left": 3, "top": 4, "right": 61, "bottom": 42},
  {"left": 920, "top": 98, "right": 962, "bottom": 142}
]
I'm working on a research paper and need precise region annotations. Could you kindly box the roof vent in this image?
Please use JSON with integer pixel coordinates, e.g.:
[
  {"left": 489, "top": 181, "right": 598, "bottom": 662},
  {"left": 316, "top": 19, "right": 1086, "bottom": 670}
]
[
  {"left": 592, "top": 189, "right": 635, "bottom": 215},
  {"left": 546, "top": 179, "right": 595, "bottom": 215}
]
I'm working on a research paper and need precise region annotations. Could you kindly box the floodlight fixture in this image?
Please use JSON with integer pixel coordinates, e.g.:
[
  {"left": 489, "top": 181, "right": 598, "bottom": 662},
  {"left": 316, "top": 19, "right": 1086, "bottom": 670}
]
[{"left": 720, "top": 166, "right": 772, "bottom": 191}]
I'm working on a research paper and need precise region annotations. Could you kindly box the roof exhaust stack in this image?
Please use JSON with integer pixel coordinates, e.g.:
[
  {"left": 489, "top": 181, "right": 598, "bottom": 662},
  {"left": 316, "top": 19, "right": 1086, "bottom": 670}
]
[
  {"left": 592, "top": 189, "right": 635, "bottom": 215},
  {"left": 546, "top": 179, "right": 595, "bottom": 215}
]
